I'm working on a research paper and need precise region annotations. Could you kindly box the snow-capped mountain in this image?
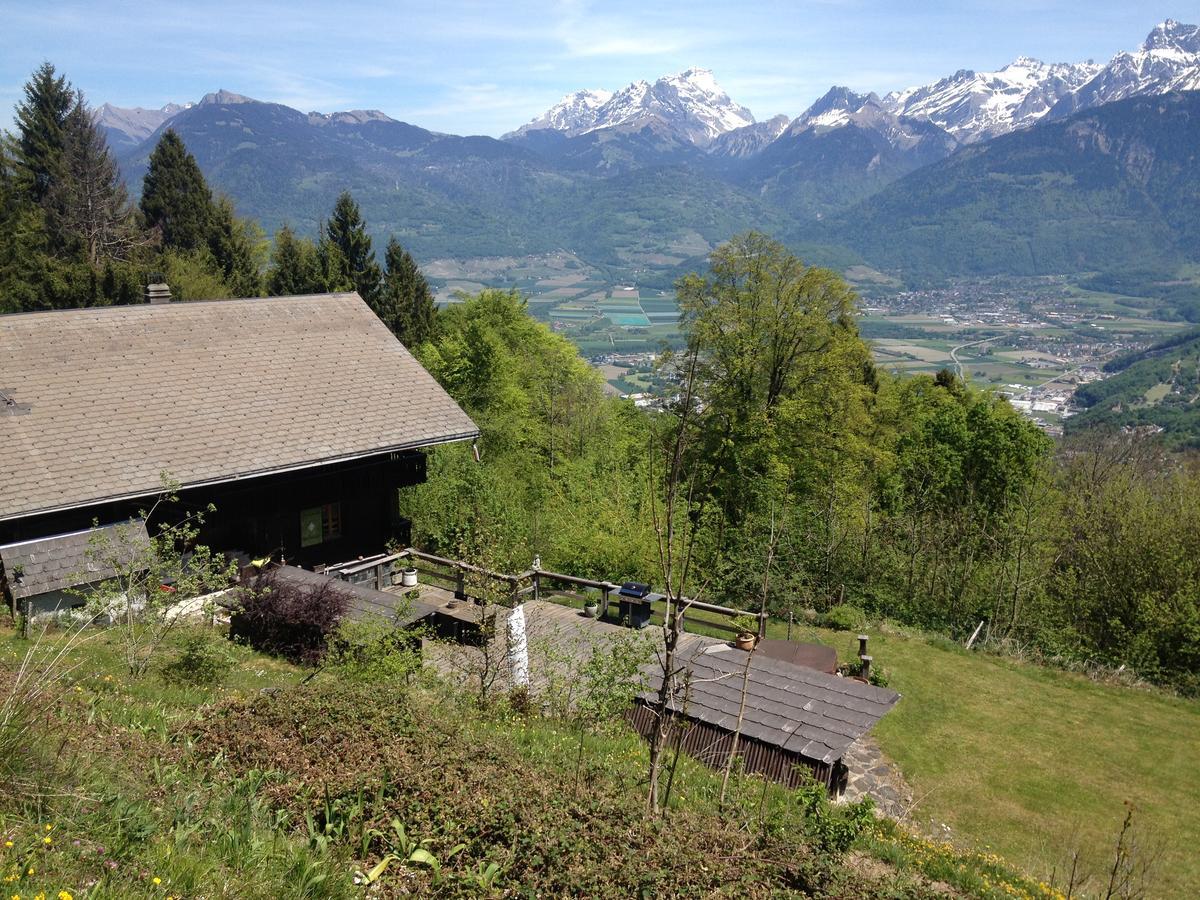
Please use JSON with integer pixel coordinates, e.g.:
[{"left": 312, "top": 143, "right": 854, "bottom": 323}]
[
  {"left": 882, "top": 58, "right": 1101, "bottom": 143},
  {"left": 741, "top": 87, "right": 957, "bottom": 218},
  {"left": 508, "top": 68, "right": 754, "bottom": 147},
  {"left": 96, "top": 101, "right": 190, "bottom": 150},
  {"left": 509, "top": 88, "right": 614, "bottom": 137},
  {"left": 708, "top": 114, "right": 790, "bottom": 158},
  {"left": 788, "top": 87, "right": 958, "bottom": 156},
  {"left": 798, "top": 87, "right": 875, "bottom": 129},
  {"left": 1049, "top": 19, "right": 1200, "bottom": 118}
]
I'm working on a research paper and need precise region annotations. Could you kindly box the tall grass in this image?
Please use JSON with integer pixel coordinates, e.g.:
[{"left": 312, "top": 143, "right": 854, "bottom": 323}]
[{"left": 0, "top": 621, "right": 94, "bottom": 801}]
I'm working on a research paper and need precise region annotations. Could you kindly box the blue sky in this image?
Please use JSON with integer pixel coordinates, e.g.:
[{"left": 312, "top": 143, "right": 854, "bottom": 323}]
[{"left": 1, "top": 2, "right": 1195, "bottom": 136}]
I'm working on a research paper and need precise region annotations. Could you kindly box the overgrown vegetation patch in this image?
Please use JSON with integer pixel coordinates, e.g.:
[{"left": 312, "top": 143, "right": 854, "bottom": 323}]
[{"left": 189, "top": 680, "right": 875, "bottom": 897}]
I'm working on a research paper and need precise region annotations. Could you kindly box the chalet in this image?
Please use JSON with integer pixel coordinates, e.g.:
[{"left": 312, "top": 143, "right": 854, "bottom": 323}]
[{"left": 0, "top": 290, "right": 477, "bottom": 611}]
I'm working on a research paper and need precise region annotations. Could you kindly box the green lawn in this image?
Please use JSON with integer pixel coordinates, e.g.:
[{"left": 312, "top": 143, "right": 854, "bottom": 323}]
[
  {"left": 809, "top": 625, "right": 1200, "bottom": 898},
  {"left": 573, "top": 597, "right": 1199, "bottom": 896}
]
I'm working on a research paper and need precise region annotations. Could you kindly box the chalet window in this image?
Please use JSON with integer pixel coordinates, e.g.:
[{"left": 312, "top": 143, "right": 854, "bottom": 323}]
[{"left": 300, "top": 503, "right": 342, "bottom": 547}]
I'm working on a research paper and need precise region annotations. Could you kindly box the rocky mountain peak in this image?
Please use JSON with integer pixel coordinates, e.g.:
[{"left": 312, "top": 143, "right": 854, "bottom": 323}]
[
  {"left": 508, "top": 68, "right": 753, "bottom": 146},
  {"left": 1142, "top": 19, "right": 1200, "bottom": 53},
  {"left": 198, "top": 89, "right": 256, "bottom": 106}
]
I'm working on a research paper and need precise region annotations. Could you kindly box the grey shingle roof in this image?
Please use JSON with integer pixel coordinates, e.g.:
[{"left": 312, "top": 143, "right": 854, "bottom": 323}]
[
  {"left": 647, "top": 637, "right": 901, "bottom": 765},
  {"left": 0, "top": 293, "right": 478, "bottom": 521},
  {"left": 520, "top": 601, "right": 899, "bottom": 765},
  {"left": 0, "top": 520, "right": 150, "bottom": 600}
]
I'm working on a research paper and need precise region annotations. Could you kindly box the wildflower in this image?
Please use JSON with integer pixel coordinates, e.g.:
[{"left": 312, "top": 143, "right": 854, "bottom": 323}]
[
  {"left": 42, "top": 838, "right": 51, "bottom": 846},
  {"left": 152, "top": 878, "right": 161, "bottom": 886},
  {"left": 59, "top": 894, "right": 73, "bottom": 900},
  {"left": 2, "top": 843, "right": 10, "bottom": 849},
  {"left": 42, "top": 827, "right": 50, "bottom": 834}
]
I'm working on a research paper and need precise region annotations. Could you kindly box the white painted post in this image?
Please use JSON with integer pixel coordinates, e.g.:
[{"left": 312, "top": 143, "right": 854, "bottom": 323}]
[{"left": 506, "top": 605, "right": 530, "bottom": 688}]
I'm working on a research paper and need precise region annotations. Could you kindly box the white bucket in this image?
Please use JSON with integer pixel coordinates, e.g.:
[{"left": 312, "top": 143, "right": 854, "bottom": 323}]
[{"left": 400, "top": 567, "right": 418, "bottom": 587}]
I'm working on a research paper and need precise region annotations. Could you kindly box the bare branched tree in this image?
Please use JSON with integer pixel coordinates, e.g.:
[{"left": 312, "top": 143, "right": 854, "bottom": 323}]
[
  {"left": 645, "top": 345, "right": 708, "bottom": 814},
  {"left": 718, "top": 504, "right": 782, "bottom": 808},
  {"left": 78, "top": 475, "right": 236, "bottom": 676}
]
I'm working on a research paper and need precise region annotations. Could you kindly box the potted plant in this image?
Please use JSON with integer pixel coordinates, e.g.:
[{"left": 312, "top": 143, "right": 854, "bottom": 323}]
[
  {"left": 399, "top": 566, "right": 418, "bottom": 588},
  {"left": 732, "top": 614, "right": 758, "bottom": 651},
  {"left": 583, "top": 597, "right": 599, "bottom": 618}
]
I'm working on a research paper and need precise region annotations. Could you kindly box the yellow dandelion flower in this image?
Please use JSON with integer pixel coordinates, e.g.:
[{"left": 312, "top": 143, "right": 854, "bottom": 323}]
[
  {"left": 152, "top": 878, "right": 161, "bottom": 886},
  {"left": 58, "top": 894, "right": 73, "bottom": 900},
  {"left": 42, "top": 838, "right": 51, "bottom": 846}
]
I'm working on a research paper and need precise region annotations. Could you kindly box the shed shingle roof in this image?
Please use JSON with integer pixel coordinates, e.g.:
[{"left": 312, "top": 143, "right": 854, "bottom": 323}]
[
  {"left": 647, "top": 635, "right": 900, "bottom": 765},
  {"left": 518, "top": 601, "right": 899, "bottom": 765},
  {"left": 0, "top": 293, "right": 478, "bottom": 521},
  {"left": 0, "top": 520, "right": 150, "bottom": 600}
]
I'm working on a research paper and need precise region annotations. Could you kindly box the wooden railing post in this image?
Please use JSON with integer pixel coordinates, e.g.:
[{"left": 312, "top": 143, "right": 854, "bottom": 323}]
[{"left": 455, "top": 565, "right": 466, "bottom": 600}]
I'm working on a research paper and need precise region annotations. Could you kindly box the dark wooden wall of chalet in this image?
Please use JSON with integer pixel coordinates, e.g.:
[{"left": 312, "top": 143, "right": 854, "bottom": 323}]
[{"left": 0, "top": 451, "right": 427, "bottom": 568}]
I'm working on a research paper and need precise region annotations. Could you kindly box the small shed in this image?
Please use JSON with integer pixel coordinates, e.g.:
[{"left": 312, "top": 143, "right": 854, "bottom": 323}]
[
  {"left": 0, "top": 520, "right": 150, "bottom": 615},
  {"left": 470, "top": 600, "right": 899, "bottom": 795},
  {"left": 631, "top": 637, "right": 899, "bottom": 793}
]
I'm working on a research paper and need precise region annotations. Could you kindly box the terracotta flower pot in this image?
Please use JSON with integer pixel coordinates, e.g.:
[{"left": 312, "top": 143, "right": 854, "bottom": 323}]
[{"left": 735, "top": 632, "right": 757, "bottom": 651}]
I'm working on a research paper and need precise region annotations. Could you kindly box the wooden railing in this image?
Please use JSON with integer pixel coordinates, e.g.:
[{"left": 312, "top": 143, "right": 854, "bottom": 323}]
[{"left": 324, "top": 548, "right": 766, "bottom": 638}]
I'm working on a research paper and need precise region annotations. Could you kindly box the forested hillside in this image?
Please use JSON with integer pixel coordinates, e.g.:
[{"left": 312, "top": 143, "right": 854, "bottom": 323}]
[
  {"left": 98, "top": 81, "right": 1200, "bottom": 286},
  {"left": 816, "top": 91, "right": 1200, "bottom": 282},
  {"left": 400, "top": 236, "right": 1200, "bottom": 697},
  {"left": 1069, "top": 327, "right": 1200, "bottom": 445}
]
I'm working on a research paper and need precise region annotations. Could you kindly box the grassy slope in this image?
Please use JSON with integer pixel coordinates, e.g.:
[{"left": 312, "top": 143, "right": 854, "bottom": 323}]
[
  {"left": 807, "top": 626, "right": 1199, "bottom": 898},
  {"left": 4, "top": 619, "right": 1196, "bottom": 897}
]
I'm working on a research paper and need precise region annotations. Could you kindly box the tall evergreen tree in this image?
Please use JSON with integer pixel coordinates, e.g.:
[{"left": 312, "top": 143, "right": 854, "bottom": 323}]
[
  {"left": 140, "top": 129, "right": 214, "bottom": 252},
  {"left": 50, "top": 94, "right": 138, "bottom": 264},
  {"left": 267, "top": 224, "right": 325, "bottom": 296},
  {"left": 380, "top": 236, "right": 437, "bottom": 346},
  {"left": 322, "top": 191, "right": 380, "bottom": 303},
  {"left": 209, "top": 195, "right": 264, "bottom": 296},
  {"left": 13, "top": 62, "right": 74, "bottom": 205}
]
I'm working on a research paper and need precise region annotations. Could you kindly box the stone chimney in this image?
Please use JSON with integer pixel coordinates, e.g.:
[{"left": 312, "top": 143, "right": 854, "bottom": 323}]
[{"left": 144, "top": 282, "right": 172, "bottom": 307}]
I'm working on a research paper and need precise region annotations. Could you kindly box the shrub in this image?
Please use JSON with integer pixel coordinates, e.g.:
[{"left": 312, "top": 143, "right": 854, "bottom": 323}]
[
  {"left": 324, "top": 619, "right": 423, "bottom": 683},
  {"left": 161, "top": 629, "right": 235, "bottom": 687},
  {"left": 821, "top": 603, "right": 865, "bottom": 631},
  {"left": 229, "top": 569, "right": 351, "bottom": 665}
]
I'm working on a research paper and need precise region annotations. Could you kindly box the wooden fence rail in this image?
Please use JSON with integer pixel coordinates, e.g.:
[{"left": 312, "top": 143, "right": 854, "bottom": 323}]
[{"left": 324, "top": 548, "right": 765, "bottom": 637}]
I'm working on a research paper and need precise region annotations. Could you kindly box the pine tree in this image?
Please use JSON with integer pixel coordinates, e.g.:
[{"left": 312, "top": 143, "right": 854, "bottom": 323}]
[
  {"left": 318, "top": 231, "right": 354, "bottom": 292},
  {"left": 50, "top": 94, "right": 138, "bottom": 264},
  {"left": 380, "top": 236, "right": 437, "bottom": 346},
  {"left": 140, "top": 129, "right": 214, "bottom": 252},
  {"left": 322, "top": 191, "right": 380, "bottom": 303},
  {"left": 267, "top": 224, "right": 325, "bottom": 296},
  {"left": 13, "top": 62, "right": 74, "bottom": 205},
  {"left": 208, "top": 195, "right": 264, "bottom": 296}
]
